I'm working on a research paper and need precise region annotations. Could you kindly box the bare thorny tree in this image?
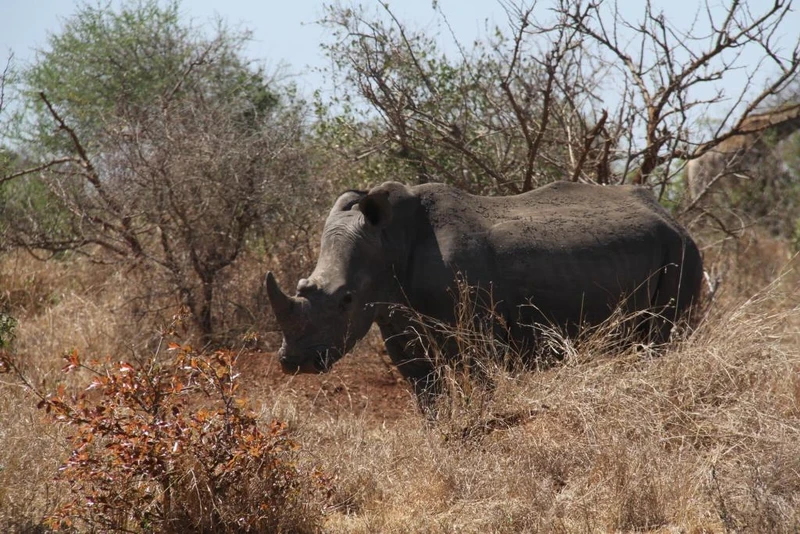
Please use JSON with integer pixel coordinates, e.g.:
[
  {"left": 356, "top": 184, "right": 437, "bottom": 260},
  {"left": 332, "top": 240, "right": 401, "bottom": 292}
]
[
  {"left": 1, "top": 31, "right": 308, "bottom": 342},
  {"left": 10, "top": 92, "right": 305, "bottom": 341},
  {"left": 320, "top": 0, "right": 800, "bottom": 200}
]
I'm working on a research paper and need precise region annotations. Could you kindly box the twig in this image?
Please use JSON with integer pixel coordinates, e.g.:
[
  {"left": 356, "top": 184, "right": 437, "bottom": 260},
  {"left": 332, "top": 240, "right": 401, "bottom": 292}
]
[
  {"left": 38, "top": 91, "right": 144, "bottom": 257},
  {"left": 0, "top": 157, "right": 80, "bottom": 185},
  {"left": 570, "top": 109, "right": 608, "bottom": 182}
]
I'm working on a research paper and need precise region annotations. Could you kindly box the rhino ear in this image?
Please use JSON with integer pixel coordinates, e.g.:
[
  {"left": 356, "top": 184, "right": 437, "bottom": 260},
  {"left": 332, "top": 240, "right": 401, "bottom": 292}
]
[{"left": 358, "top": 189, "right": 393, "bottom": 227}]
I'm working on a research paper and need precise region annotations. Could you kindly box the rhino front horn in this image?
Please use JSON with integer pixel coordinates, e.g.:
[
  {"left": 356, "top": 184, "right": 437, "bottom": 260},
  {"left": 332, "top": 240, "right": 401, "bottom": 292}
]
[{"left": 266, "top": 271, "right": 293, "bottom": 321}]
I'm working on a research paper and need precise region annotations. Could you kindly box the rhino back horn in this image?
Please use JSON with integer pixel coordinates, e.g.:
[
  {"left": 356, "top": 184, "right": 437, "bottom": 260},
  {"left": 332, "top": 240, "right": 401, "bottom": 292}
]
[{"left": 265, "top": 271, "right": 293, "bottom": 321}]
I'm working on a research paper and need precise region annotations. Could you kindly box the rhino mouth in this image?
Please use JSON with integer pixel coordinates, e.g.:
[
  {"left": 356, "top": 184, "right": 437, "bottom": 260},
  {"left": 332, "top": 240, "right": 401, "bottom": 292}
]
[{"left": 278, "top": 344, "right": 341, "bottom": 374}]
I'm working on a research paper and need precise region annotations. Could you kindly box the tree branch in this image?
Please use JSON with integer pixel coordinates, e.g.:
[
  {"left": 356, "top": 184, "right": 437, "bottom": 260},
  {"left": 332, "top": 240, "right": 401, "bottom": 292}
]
[
  {"left": 39, "top": 91, "right": 144, "bottom": 257},
  {"left": 1, "top": 157, "right": 78, "bottom": 185}
]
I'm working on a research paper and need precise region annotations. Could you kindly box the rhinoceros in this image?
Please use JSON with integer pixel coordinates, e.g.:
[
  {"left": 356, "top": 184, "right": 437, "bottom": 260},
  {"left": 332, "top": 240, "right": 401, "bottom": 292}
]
[{"left": 266, "top": 180, "right": 703, "bottom": 399}]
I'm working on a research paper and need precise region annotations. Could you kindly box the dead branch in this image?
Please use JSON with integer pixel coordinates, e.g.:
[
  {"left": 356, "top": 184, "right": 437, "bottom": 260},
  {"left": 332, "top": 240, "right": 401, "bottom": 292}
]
[
  {"left": 0, "top": 157, "right": 78, "bottom": 185},
  {"left": 320, "top": 0, "right": 799, "bottom": 197},
  {"left": 571, "top": 109, "right": 608, "bottom": 182},
  {"left": 563, "top": 0, "right": 800, "bottom": 185},
  {"left": 685, "top": 103, "right": 800, "bottom": 161},
  {"left": 39, "top": 91, "right": 144, "bottom": 257}
]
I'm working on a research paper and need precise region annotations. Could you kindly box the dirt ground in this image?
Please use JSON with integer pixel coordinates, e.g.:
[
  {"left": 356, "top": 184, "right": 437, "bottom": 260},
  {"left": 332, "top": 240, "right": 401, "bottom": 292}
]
[{"left": 236, "top": 344, "right": 418, "bottom": 424}]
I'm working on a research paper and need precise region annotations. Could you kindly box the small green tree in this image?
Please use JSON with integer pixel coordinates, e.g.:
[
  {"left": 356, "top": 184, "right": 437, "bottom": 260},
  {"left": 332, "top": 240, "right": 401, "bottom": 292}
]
[
  {"left": 7, "top": 0, "right": 309, "bottom": 341},
  {"left": 23, "top": 1, "right": 276, "bottom": 154}
]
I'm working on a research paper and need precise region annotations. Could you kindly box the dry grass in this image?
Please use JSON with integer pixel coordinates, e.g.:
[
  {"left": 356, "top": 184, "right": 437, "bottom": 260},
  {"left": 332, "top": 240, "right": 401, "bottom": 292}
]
[
  {"left": 0, "top": 252, "right": 131, "bottom": 528},
  {"left": 0, "top": 237, "right": 798, "bottom": 532},
  {"left": 279, "top": 270, "right": 798, "bottom": 533}
]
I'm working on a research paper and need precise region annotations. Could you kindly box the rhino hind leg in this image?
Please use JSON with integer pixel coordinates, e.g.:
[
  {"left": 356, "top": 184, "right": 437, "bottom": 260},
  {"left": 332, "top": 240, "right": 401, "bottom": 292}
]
[{"left": 648, "top": 242, "right": 703, "bottom": 343}]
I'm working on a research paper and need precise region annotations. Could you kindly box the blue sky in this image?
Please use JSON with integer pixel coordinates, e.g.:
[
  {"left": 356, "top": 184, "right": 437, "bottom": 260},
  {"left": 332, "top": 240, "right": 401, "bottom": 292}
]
[
  {"left": 2, "top": 1, "right": 799, "bottom": 114},
  {"left": 1, "top": 0, "right": 497, "bottom": 96}
]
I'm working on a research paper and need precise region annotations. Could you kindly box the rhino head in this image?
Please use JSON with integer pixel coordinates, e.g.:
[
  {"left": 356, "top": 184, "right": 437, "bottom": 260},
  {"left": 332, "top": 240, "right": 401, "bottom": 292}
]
[{"left": 266, "top": 188, "right": 395, "bottom": 374}]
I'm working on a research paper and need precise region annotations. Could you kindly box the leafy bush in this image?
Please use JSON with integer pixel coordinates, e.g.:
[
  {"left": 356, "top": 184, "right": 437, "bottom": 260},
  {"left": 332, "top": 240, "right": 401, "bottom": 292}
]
[{"left": 1, "top": 318, "right": 329, "bottom": 533}]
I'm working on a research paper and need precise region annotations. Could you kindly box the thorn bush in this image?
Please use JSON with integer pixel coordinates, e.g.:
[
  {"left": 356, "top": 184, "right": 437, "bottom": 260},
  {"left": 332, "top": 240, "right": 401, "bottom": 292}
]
[{"left": 2, "top": 325, "right": 330, "bottom": 533}]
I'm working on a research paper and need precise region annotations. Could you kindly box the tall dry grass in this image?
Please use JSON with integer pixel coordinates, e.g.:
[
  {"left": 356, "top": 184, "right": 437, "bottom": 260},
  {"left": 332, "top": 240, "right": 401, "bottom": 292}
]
[
  {"left": 0, "top": 235, "right": 798, "bottom": 532},
  {"left": 279, "top": 241, "right": 800, "bottom": 533},
  {"left": 286, "top": 276, "right": 799, "bottom": 532},
  {"left": 0, "top": 252, "right": 134, "bottom": 528}
]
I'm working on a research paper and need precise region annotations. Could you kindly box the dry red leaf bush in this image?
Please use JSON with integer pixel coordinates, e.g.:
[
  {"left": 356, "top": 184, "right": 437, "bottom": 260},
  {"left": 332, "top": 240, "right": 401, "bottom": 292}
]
[{"left": 2, "top": 327, "right": 329, "bottom": 533}]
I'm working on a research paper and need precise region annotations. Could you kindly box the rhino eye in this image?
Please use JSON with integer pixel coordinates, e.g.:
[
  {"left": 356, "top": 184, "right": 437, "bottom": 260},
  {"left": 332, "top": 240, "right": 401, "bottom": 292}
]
[{"left": 297, "top": 278, "right": 315, "bottom": 295}]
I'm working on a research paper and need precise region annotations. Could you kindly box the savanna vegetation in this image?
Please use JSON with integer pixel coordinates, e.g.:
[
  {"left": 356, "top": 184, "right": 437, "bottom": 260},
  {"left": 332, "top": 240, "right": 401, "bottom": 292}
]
[{"left": 0, "top": 0, "right": 799, "bottom": 531}]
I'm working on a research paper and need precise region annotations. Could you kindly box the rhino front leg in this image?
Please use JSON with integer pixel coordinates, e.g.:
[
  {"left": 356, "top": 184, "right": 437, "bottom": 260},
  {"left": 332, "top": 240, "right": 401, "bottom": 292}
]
[{"left": 376, "top": 311, "right": 440, "bottom": 410}]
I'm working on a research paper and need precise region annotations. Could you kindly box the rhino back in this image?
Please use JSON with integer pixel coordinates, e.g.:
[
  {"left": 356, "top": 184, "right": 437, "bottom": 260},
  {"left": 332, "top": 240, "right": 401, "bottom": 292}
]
[{"left": 400, "top": 182, "right": 693, "bottom": 325}]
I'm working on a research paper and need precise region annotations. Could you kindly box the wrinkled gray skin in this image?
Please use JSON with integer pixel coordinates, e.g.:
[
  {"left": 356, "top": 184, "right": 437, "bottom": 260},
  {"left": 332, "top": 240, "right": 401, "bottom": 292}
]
[{"left": 267, "top": 181, "right": 703, "bottom": 401}]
